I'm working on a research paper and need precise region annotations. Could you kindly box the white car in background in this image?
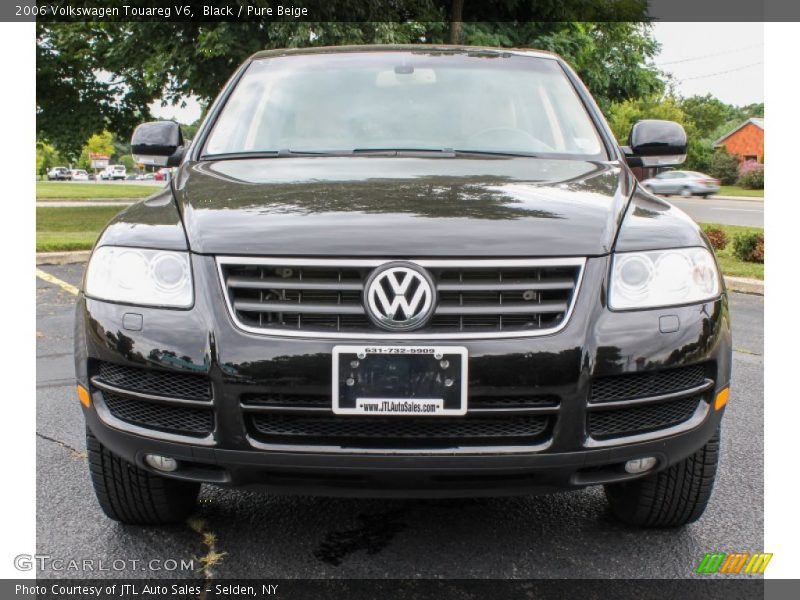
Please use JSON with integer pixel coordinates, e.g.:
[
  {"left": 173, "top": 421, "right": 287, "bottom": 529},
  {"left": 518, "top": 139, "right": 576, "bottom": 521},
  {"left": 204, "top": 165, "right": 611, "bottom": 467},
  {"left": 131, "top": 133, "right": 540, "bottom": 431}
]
[
  {"left": 46, "top": 166, "right": 71, "bottom": 181},
  {"left": 99, "top": 165, "right": 127, "bottom": 180},
  {"left": 70, "top": 169, "right": 89, "bottom": 181},
  {"left": 641, "top": 170, "right": 720, "bottom": 198}
]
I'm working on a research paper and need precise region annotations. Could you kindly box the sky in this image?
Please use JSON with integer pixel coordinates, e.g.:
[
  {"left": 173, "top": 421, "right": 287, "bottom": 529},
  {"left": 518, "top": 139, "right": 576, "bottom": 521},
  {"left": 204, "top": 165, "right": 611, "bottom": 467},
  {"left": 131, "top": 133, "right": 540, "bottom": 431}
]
[
  {"left": 150, "top": 22, "right": 765, "bottom": 124},
  {"left": 651, "top": 22, "right": 764, "bottom": 106}
]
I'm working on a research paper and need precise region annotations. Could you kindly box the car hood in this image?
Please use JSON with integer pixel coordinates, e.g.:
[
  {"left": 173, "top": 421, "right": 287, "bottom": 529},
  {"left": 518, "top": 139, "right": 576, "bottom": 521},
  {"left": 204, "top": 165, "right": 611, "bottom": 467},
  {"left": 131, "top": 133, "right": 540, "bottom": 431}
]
[{"left": 174, "top": 157, "right": 633, "bottom": 257}]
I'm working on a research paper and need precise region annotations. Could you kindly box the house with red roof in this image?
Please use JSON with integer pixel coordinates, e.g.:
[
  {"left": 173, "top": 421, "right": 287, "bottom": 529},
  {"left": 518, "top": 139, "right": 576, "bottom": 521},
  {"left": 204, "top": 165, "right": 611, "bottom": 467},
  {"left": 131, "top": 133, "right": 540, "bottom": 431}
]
[{"left": 713, "top": 118, "right": 764, "bottom": 163}]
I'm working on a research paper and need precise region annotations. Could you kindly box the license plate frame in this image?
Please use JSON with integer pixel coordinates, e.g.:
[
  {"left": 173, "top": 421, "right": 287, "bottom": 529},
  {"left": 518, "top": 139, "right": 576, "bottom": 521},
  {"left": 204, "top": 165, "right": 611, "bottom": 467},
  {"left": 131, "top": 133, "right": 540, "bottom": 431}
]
[{"left": 332, "top": 345, "right": 468, "bottom": 416}]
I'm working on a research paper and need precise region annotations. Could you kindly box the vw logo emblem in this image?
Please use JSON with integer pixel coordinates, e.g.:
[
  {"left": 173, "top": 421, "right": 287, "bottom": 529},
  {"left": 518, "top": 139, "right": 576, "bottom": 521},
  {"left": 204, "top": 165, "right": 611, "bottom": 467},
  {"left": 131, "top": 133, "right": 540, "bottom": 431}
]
[{"left": 364, "top": 262, "right": 436, "bottom": 331}]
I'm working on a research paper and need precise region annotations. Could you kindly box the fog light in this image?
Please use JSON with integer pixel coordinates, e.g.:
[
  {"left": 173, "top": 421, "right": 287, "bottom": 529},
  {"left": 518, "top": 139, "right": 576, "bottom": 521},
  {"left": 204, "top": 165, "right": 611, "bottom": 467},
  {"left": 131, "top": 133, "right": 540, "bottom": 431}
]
[
  {"left": 144, "top": 454, "right": 178, "bottom": 472},
  {"left": 624, "top": 457, "right": 657, "bottom": 474}
]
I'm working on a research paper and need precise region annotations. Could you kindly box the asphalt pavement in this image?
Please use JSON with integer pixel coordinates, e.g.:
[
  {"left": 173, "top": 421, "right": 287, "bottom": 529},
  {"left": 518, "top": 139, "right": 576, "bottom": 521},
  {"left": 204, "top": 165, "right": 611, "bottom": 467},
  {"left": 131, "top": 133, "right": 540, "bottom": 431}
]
[
  {"left": 36, "top": 263, "right": 763, "bottom": 579},
  {"left": 665, "top": 195, "right": 763, "bottom": 228}
]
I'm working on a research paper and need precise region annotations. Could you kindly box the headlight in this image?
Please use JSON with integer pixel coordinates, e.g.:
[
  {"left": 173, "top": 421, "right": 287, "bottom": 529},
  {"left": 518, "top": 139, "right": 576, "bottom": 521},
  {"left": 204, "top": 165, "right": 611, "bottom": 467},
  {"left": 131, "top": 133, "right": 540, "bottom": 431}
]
[
  {"left": 609, "top": 248, "right": 720, "bottom": 310},
  {"left": 85, "top": 246, "right": 193, "bottom": 308}
]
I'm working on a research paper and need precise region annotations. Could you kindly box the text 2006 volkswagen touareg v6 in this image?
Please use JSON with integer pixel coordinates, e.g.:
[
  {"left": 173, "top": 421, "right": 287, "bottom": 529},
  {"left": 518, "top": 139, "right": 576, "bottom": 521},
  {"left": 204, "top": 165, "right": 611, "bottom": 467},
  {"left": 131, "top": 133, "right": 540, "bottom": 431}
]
[{"left": 74, "top": 46, "right": 731, "bottom": 527}]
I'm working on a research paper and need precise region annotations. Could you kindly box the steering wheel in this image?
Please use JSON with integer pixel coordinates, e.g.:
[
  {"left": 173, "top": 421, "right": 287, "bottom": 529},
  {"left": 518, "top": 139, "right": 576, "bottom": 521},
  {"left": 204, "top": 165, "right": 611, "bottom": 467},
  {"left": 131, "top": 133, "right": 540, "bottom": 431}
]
[{"left": 463, "top": 127, "right": 554, "bottom": 153}]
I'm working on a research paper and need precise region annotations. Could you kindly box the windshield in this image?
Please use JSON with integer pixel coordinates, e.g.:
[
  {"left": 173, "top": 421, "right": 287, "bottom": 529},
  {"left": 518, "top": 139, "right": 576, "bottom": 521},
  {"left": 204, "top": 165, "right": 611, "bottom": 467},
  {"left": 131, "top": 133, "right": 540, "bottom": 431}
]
[{"left": 203, "top": 51, "right": 606, "bottom": 160}]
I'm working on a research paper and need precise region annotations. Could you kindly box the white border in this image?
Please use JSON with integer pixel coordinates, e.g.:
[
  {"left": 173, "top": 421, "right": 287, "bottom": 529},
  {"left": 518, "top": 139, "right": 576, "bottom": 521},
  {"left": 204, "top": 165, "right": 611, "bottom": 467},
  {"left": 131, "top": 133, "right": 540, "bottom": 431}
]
[
  {"left": 0, "top": 22, "right": 35, "bottom": 579},
  {"left": 764, "top": 22, "right": 798, "bottom": 579}
]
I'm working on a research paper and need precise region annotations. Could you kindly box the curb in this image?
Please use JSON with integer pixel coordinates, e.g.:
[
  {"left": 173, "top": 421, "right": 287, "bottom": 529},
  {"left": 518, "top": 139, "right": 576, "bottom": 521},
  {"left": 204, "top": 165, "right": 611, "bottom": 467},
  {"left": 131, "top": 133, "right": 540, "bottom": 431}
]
[
  {"left": 711, "top": 195, "right": 764, "bottom": 202},
  {"left": 724, "top": 275, "right": 763, "bottom": 296},
  {"left": 36, "top": 251, "right": 91, "bottom": 265}
]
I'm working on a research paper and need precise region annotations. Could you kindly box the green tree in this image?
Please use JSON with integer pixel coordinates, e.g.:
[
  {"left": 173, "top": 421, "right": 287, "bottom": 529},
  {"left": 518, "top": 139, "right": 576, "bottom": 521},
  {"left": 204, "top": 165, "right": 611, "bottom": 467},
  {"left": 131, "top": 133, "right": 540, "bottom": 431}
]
[
  {"left": 35, "top": 140, "right": 63, "bottom": 178},
  {"left": 36, "top": 24, "right": 151, "bottom": 158},
  {"left": 607, "top": 95, "right": 689, "bottom": 144},
  {"left": 708, "top": 148, "right": 740, "bottom": 185},
  {"left": 37, "top": 16, "right": 661, "bottom": 152},
  {"left": 680, "top": 95, "right": 737, "bottom": 140},
  {"left": 118, "top": 154, "right": 135, "bottom": 172},
  {"left": 77, "top": 131, "right": 115, "bottom": 170}
]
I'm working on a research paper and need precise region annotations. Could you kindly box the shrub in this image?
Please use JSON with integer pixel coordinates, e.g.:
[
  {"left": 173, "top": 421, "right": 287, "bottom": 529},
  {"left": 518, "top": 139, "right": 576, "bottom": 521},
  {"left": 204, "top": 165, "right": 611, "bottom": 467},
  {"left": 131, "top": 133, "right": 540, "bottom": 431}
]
[
  {"left": 732, "top": 232, "right": 764, "bottom": 263},
  {"left": 737, "top": 160, "right": 764, "bottom": 189},
  {"left": 703, "top": 226, "right": 729, "bottom": 251},
  {"left": 708, "top": 149, "right": 740, "bottom": 185}
]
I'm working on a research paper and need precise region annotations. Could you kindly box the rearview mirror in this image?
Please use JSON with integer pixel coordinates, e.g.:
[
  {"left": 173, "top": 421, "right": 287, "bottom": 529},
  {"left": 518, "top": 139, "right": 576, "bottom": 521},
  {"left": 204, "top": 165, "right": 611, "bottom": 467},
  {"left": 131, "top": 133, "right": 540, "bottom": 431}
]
[
  {"left": 131, "top": 121, "right": 185, "bottom": 167},
  {"left": 624, "top": 120, "right": 687, "bottom": 168}
]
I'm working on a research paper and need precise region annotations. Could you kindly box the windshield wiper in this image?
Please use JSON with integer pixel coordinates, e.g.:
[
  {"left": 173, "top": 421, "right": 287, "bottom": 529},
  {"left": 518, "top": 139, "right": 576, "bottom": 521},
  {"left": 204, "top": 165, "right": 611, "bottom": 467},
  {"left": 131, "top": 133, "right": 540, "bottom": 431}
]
[
  {"left": 199, "top": 149, "right": 352, "bottom": 160},
  {"left": 201, "top": 148, "right": 539, "bottom": 160},
  {"left": 452, "top": 149, "right": 539, "bottom": 158},
  {"left": 351, "top": 148, "right": 456, "bottom": 156},
  {"left": 352, "top": 148, "right": 539, "bottom": 158}
]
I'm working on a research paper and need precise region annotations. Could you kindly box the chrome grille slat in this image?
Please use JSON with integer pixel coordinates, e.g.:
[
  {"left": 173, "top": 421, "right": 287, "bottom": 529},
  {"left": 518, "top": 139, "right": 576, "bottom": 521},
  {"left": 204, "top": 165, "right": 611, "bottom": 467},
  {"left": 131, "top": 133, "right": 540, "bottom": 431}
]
[
  {"left": 435, "top": 301, "right": 568, "bottom": 315},
  {"left": 217, "top": 257, "right": 585, "bottom": 339},
  {"left": 227, "top": 276, "right": 363, "bottom": 291},
  {"left": 437, "top": 278, "right": 575, "bottom": 292},
  {"left": 233, "top": 300, "right": 366, "bottom": 315}
]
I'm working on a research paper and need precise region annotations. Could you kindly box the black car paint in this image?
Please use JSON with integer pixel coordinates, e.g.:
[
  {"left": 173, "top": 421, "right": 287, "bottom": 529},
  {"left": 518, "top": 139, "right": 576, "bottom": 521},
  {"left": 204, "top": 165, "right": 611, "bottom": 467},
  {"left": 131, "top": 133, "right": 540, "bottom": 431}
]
[
  {"left": 74, "top": 251, "right": 730, "bottom": 492},
  {"left": 76, "top": 46, "right": 730, "bottom": 496},
  {"left": 98, "top": 159, "right": 709, "bottom": 258}
]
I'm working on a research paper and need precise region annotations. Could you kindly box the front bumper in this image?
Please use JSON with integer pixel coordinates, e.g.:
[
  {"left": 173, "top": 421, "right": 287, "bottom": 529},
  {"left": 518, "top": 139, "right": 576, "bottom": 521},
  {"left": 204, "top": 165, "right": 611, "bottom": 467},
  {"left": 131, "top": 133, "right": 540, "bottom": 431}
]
[{"left": 74, "top": 254, "right": 732, "bottom": 496}]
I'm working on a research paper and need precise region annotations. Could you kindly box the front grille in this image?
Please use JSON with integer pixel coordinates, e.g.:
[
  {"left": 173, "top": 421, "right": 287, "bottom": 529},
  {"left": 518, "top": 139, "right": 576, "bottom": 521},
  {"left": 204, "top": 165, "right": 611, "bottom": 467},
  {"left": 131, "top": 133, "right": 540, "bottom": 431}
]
[
  {"left": 102, "top": 392, "right": 213, "bottom": 437},
  {"left": 587, "top": 396, "right": 702, "bottom": 439},
  {"left": 95, "top": 361, "right": 211, "bottom": 401},
  {"left": 218, "top": 258, "right": 583, "bottom": 337},
  {"left": 248, "top": 414, "right": 550, "bottom": 447},
  {"left": 589, "top": 365, "right": 707, "bottom": 403}
]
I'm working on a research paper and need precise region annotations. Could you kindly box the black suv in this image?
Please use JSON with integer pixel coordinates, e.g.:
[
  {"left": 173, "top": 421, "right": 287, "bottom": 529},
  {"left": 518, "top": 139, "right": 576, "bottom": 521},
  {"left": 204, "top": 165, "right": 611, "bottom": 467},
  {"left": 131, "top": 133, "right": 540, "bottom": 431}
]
[{"left": 74, "top": 46, "right": 731, "bottom": 527}]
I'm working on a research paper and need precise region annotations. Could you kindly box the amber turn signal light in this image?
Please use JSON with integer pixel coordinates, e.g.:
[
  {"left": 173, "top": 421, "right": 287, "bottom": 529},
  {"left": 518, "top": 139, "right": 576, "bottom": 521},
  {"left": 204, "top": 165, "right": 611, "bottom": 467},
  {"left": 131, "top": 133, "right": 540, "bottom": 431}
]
[
  {"left": 77, "top": 385, "right": 91, "bottom": 408},
  {"left": 714, "top": 387, "right": 730, "bottom": 411}
]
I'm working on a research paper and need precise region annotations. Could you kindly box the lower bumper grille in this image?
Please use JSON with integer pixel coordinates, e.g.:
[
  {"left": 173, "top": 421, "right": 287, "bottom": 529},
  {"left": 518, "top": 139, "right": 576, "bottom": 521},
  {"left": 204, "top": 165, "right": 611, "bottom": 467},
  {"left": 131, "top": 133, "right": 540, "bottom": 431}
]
[
  {"left": 96, "top": 360, "right": 211, "bottom": 401},
  {"left": 587, "top": 396, "right": 702, "bottom": 440},
  {"left": 102, "top": 392, "right": 213, "bottom": 437},
  {"left": 91, "top": 361, "right": 214, "bottom": 439},
  {"left": 248, "top": 414, "right": 550, "bottom": 448},
  {"left": 589, "top": 365, "right": 707, "bottom": 403}
]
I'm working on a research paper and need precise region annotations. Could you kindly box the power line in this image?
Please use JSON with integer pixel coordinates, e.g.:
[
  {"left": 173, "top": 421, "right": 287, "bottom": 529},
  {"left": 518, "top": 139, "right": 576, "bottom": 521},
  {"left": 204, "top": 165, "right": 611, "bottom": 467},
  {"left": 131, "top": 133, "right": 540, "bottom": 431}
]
[
  {"left": 656, "top": 43, "right": 763, "bottom": 66},
  {"left": 678, "top": 61, "right": 763, "bottom": 82}
]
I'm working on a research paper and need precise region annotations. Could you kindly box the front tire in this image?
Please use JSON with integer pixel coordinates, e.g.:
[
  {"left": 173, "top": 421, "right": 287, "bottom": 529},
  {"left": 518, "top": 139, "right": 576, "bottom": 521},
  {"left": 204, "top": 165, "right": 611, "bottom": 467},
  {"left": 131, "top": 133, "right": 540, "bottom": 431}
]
[
  {"left": 604, "top": 429, "right": 720, "bottom": 528},
  {"left": 680, "top": 187, "right": 692, "bottom": 197},
  {"left": 86, "top": 429, "right": 199, "bottom": 525}
]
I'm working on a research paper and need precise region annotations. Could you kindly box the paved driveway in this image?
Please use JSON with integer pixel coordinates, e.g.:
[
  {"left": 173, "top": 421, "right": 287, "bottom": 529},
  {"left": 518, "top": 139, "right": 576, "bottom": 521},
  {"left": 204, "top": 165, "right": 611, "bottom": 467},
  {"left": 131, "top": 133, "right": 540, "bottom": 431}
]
[{"left": 36, "top": 263, "right": 763, "bottom": 579}]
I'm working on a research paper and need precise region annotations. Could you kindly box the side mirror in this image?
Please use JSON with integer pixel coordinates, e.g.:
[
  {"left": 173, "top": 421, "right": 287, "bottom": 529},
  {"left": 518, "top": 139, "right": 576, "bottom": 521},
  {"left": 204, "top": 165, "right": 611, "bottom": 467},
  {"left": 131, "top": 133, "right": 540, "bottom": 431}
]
[
  {"left": 131, "top": 121, "right": 185, "bottom": 167},
  {"left": 624, "top": 119, "right": 687, "bottom": 168}
]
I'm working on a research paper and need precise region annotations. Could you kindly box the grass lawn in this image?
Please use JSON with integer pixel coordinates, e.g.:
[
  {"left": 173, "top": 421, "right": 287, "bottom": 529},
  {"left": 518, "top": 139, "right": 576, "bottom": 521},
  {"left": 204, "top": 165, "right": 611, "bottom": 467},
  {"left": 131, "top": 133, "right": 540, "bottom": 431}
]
[
  {"left": 717, "top": 185, "right": 764, "bottom": 198},
  {"left": 37, "top": 181, "right": 161, "bottom": 200},
  {"left": 702, "top": 223, "right": 764, "bottom": 280},
  {"left": 37, "top": 206, "right": 125, "bottom": 252}
]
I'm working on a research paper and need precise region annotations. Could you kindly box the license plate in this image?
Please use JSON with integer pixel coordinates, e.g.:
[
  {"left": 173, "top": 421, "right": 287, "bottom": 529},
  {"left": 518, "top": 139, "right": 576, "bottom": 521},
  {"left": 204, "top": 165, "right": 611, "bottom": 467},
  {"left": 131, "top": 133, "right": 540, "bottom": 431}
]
[{"left": 332, "top": 345, "right": 468, "bottom": 416}]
